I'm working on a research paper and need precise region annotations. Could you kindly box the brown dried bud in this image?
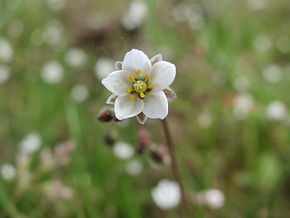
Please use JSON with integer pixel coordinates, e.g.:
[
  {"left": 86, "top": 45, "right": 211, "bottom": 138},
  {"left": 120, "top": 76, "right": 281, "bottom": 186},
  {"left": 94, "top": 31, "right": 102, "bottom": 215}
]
[
  {"left": 149, "top": 145, "right": 171, "bottom": 166},
  {"left": 98, "top": 108, "right": 114, "bottom": 122},
  {"left": 104, "top": 131, "right": 116, "bottom": 146},
  {"left": 136, "top": 127, "right": 150, "bottom": 154}
]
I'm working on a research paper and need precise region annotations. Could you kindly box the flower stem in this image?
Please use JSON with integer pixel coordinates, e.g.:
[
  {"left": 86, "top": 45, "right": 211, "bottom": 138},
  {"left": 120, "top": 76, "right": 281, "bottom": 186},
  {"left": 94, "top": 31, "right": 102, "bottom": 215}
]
[{"left": 161, "top": 118, "right": 188, "bottom": 218}]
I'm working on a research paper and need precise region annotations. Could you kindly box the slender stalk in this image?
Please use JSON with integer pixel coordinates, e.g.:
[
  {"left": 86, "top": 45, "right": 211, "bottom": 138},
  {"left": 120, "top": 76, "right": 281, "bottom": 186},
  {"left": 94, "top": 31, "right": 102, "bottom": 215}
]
[{"left": 161, "top": 118, "right": 188, "bottom": 218}]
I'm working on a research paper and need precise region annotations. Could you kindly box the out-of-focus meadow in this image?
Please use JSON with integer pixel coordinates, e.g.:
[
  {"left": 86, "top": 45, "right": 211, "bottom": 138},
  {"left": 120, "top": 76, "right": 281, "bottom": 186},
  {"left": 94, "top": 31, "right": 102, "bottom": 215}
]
[{"left": 1, "top": 0, "right": 290, "bottom": 217}]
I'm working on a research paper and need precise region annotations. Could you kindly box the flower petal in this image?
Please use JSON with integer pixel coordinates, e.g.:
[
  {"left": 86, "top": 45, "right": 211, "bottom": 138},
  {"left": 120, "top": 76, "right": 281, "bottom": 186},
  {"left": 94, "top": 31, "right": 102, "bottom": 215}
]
[
  {"left": 115, "top": 95, "right": 144, "bottom": 120},
  {"left": 122, "top": 49, "right": 152, "bottom": 77},
  {"left": 102, "top": 70, "right": 131, "bottom": 96},
  {"left": 150, "top": 54, "right": 162, "bottom": 65},
  {"left": 149, "top": 61, "right": 176, "bottom": 91},
  {"left": 143, "top": 91, "right": 168, "bottom": 119}
]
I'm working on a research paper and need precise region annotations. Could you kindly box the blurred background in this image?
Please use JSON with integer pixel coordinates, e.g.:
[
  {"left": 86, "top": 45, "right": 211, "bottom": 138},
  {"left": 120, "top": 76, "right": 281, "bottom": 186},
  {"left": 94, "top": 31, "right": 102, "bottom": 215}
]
[{"left": 1, "top": 0, "right": 290, "bottom": 217}]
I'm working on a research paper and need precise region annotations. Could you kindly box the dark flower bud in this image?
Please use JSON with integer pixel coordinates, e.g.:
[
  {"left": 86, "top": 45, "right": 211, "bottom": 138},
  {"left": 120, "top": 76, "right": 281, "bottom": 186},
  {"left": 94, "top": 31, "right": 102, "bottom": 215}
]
[{"left": 98, "top": 108, "right": 114, "bottom": 122}]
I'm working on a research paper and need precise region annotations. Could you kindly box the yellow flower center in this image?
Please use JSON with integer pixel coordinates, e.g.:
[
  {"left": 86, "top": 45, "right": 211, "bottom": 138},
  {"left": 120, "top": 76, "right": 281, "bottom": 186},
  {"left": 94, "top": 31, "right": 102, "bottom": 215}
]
[
  {"left": 133, "top": 80, "right": 147, "bottom": 93},
  {"left": 127, "top": 70, "right": 155, "bottom": 100}
]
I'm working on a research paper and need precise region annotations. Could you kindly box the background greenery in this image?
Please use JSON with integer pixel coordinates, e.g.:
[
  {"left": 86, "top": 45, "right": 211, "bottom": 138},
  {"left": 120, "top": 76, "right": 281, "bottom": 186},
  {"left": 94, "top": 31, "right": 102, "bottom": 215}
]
[{"left": 1, "top": 0, "right": 290, "bottom": 217}]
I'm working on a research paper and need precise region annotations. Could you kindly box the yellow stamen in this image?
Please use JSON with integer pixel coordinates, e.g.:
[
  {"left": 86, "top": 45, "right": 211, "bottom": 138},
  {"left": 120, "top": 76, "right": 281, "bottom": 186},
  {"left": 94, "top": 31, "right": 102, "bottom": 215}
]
[
  {"left": 140, "top": 92, "right": 145, "bottom": 98},
  {"left": 126, "top": 88, "right": 132, "bottom": 94},
  {"left": 134, "top": 69, "right": 141, "bottom": 75},
  {"left": 128, "top": 95, "right": 135, "bottom": 101},
  {"left": 148, "top": 84, "right": 154, "bottom": 89},
  {"left": 144, "top": 74, "right": 150, "bottom": 80},
  {"left": 129, "top": 75, "right": 135, "bottom": 81}
]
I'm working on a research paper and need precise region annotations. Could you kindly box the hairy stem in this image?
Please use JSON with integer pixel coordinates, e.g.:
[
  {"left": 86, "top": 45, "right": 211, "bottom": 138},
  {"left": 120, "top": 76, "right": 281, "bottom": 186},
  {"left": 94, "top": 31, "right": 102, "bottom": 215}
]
[{"left": 161, "top": 118, "right": 188, "bottom": 218}]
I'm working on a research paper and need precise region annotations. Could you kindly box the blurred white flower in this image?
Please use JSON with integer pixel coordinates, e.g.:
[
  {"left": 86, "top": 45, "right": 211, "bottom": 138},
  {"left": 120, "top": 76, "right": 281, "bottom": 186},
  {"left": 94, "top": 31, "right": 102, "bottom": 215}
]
[
  {"left": 253, "top": 35, "right": 272, "bottom": 53},
  {"left": 262, "top": 64, "right": 282, "bottom": 83},
  {"left": 233, "top": 76, "right": 250, "bottom": 92},
  {"left": 0, "top": 65, "right": 11, "bottom": 84},
  {"left": 0, "top": 163, "right": 16, "bottom": 181},
  {"left": 65, "top": 48, "right": 86, "bottom": 68},
  {"left": 40, "top": 60, "right": 64, "bottom": 84},
  {"left": 233, "top": 93, "right": 254, "bottom": 120},
  {"left": 194, "top": 189, "right": 225, "bottom": 209},
  {"left": 266, "top": 101, "right": 287, "bottom": 121},
  {"left": 172, "top": 3, "right": 204, "bottom": 30},
  {"left": 125, "top": 160, "right": 143, "bottom": 176},
  {"left": 42, "top": 20, "right": 64, "bottom": 45},
  {"left": 197, "top": 111, "right": 213, "bottom": 128},
  {"left": 47, "top": 0, "right": 66, "bottom": 11},
  {"left": 18, "top": 133, "right": 41, "bottom": 154},
  {"left": 95, "top": 57, "right": 114, "bottom": 80},
  {"left": 247, "top": 0, "right": 268, "bottom": 10},
  {"left": 0, "top": 38, "right": 13, "bottom": 63},
  {"left": 121, "top": 0, "right": 147, "bottom": 30},
  {"left": 113, "top": 141, "right": 134, "bottom": 160},
  {"left": 70, "top": 84, "right": 89, "bottom": 102},
  {"left": 151, "top": 179, "right": 181, "bottom": 210}
]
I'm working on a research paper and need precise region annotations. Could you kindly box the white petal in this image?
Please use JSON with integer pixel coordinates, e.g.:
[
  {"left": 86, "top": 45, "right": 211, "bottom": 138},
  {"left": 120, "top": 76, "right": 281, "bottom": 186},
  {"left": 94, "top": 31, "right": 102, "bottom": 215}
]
[
  {"left": 122, "top": 49, "right": 152, "bottom": 77},
  {"left": 143, "top": 91, "right": 168, "bottom": 119},
  {"left": 149, "top": 61, "right": 176, "bottom": 91},
  {"left": 115, "top": 95, "right": 144, "bottom": 120},
  {"left": 106, "top": 94, "right": 117, "bottom": 105},
  {"left": 102, "top": 70, "right": 131, "bottom": 96}
]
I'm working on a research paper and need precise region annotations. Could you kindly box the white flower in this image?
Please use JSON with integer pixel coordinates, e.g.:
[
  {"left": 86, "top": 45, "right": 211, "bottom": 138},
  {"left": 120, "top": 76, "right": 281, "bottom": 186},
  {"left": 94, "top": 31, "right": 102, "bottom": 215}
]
[
  {"left": 18, "top": 133, "right": 42, "bottom": 154},
  {"left": 95, "top": 57, "right": 114, "bottom": 80},
  {"left": 233, "top": 93, "right": 254, "bottom": 120},
  {"left": 266, "top": 101, "right": 287, "bottom": 121},
  {"left": 40, "top": 60, "right": 64, "bottom": 84},
  {"left": 151, "top": 179, "right": 181, "bottom": 210},
  {"left": 125, "top": 160, "right": 143, "bottom": 176},
  {"left": 253, "top": 35, "right": 272, "bottom": 53},
  {"left": 0, "top": 65, "right": 11, "bottom": 84},
  {"left": 197, "top": 111, "right": 213, "bottom": 128},
  {"left": 247, "top": 0, "right": 268, "bottom": 11},
  {"left": 233, "top": 76, "right": 250, "bottom": 92},
  {"left": 0, "top": 38, "right": 13, "bottom": 63},
  {"left": 102, "top": 49, "right": 176, "bottom": 123},
  {"left": 262, "top": 64, "right": 282, "bottom": 83},
  {"left": 0, "top": 163, "right": 16, "bottom": 181},
  {"left": 113, "top": 141, "right": 134, "bottom": 160},
  {"left": 70, "top": 84, "right": 89, "bottom": 102},
  {"left": 42, "top": 20, "right": 64, "bottom": 46},
  {"left": 121, "top": 1, "right": 147, "bottom": 30},
  {"left": 195, "top": 189, "right": 225, "bottom": 209},
  {"left": 65, "top": 48, "right": 86, "bottom": 68},
  {"left": 47, "top": 0, "right": 66, "bottom": 11}
]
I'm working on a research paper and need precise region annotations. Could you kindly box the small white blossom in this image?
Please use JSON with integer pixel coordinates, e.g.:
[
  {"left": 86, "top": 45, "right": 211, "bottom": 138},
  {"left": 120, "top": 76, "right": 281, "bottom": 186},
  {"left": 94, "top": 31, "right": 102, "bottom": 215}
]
[
  {"left": 18, "top": 133, "right": 41, "bottom": 154},
  {"left": 195, "top": 189, "right": 225, "bottom": 209},
  {"left": 0, "top": 65, "right": 11, "bottom": 84},
  {"left": 47, "top": 0, "right": 66, "bottom": 11},
  {"left": 233, "top": 93, "right": 254, "bottom": 120},
  {"left": 197, "top": 111, "right": 213, "bottom": 128},
  {"left": 70, "top": 84, "right": 89, "bottom": 102},
  {"left": 266, "top": 101, "right": 287, "bottom": 121},
  {"left": 95, "top": 57, "right": 114, "bottom": 80},
  {"left": 0, "top": 163, "right": 16, "bottom": 181},
  {"left": 247, "top": 0, "right": 268, "bottom": 11},
  {"left": 0, "top": 38, "right": 13, "bottom": 63},
  {"left": 262, "top": 64, "right": 282, "bottom": 83},
  {"left": 253, "top": 35, "right": 272, "bottom": 53},
  {"left": 65, "top": 48, "right": 86, "bottom": 68},
  {"left": 40, "top": 60, "right": 64, "bottom": 84},
  {"left": 121, "top": 1, "right": 147, "bottom": 30},
  {"left": 102, "top": 49, "right": 176, "bottom": 123},
  {"left": 42, "top": 21, "right": 64, "bottom": 46},
  {"left": 113, "top": 141, "right": 134, "bottom": 160},
  {"left": 151, "top": 179, "right": 181, "bottom": 210},
  {"left": 233, "top": 76, "right": 250, "bottom": 92},
  {"left": 125, "top": 160, "right": 143, "bottom": 176}
]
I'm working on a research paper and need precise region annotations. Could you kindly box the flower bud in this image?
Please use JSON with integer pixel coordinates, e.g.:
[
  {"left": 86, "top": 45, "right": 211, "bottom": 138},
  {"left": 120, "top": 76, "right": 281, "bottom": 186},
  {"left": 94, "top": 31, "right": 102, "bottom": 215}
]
[
  {"left": 149, "top": 145, "right": 171, "bottom": 166},
  {"left": 136, "top": 127, "right": 150, "bottom": 153},
  {"left": 98, "top": 108, "right": 114, "bottom": 122}
]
